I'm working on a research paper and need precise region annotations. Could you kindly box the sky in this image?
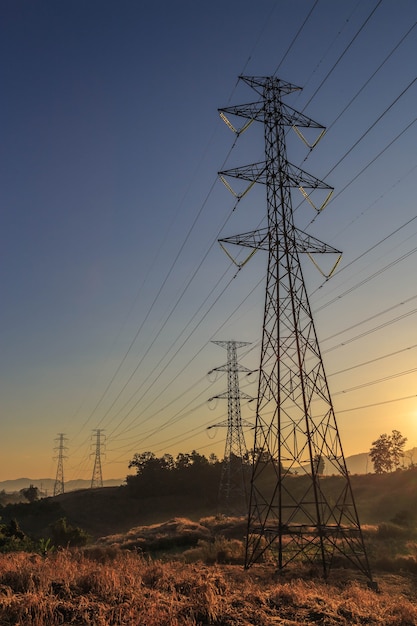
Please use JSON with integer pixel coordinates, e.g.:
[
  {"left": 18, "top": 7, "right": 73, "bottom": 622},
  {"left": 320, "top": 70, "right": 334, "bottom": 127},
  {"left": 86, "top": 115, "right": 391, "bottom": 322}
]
[{"left": 1, "top": 0, "right": 417, "bottom": 481}]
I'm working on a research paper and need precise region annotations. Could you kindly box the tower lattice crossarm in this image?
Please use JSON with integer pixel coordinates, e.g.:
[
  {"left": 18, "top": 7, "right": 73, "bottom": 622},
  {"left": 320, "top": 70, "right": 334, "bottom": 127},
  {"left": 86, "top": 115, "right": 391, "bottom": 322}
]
[
  {"left": 216, "top": 75, "right": 374, "bottom": 584},
  {"left": 207, "top": 340, "right": 255, "bottom": 515}
]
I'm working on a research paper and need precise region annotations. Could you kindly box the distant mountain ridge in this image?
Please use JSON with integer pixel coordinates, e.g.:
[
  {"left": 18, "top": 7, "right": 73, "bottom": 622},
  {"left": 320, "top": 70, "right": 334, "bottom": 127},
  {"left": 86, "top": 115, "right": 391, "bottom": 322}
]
[{"left": 0, "top": 477, "right": 125, "bottom": 495}]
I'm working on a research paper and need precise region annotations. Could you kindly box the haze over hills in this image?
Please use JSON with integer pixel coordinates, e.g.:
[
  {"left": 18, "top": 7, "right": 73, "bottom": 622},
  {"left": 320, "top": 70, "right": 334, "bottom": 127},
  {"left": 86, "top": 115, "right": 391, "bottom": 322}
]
[
  {"left": 2, "top": 448, "right": 416, "bottom": 494},
  {"left": 0, "top": 477, "right": 125, "bottom": 495}
]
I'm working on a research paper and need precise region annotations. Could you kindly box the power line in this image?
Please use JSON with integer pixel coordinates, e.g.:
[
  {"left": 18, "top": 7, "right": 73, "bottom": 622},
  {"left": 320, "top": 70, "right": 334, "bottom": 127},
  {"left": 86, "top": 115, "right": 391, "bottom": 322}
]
[
  {"left": 321, "top": 293, "right": 417, "bottom": 344},
  {"left": 64, "top": 6, "right": 417, "bottom": 484},
  {"left": 325, "top": 76, "right": 417, "bottom": 179},
  {"left": 89, "top": 31, "right": 414, "bottom": 432},
  {"left": 325, "top": 116, "right": 417, "bottom": 208},
  {"left": 296, "top": 1, "right": 361, "bottom": 97},
  {"left": 336, "top": 394, "right": 417, "bottom": 414},
  {"left": 322, "top": 162, "right": 417, "bottom": 246},
  {"left": 323, "top": 306, "right": 417, "bottom": 355},
  {"left": 315, "top": 243, "right": 417, "bottom": 314},
  {"left": 106, "top": 275, "right": 263, "bottom": 445},
  {"left": 273, "top": 0, "right": 320, "bottom": 75},
  {"left": 105, "top": 268, "right": 243, "bottom": 440},
  {"left": 329, "top": 343, "right": 417, "bottom": 377},
  {"left": 301, "top": 0, "right": 383, "bottom": 111},
  {"left": 333, "top": 366, "right": 417, "bottom": 397},
  {"left": 98, "top": 152, "right": 416, "bottom": 464},
  {"left": 326, "top": 20, "right": 417, "bottom": 134},
  {"left": 69, "top": 3, "right": 286, "bottom": 451}
]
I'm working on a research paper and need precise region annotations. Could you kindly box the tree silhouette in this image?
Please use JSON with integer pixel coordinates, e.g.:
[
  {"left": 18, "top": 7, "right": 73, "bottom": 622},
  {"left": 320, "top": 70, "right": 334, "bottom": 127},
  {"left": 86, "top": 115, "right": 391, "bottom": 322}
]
[
  {"left": 391, "top": 429, "right": 407, "bottom": 469},
  {"left": 370, "top": 430, "right": 407, "bottom": 474},
  {"left": 20, "top": 484, "right": 39, "bottom": 503}
]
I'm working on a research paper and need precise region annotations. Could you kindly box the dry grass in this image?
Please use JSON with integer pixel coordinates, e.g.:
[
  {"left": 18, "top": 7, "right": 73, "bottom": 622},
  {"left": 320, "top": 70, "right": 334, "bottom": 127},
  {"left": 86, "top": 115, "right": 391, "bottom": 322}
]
[
  {"left": 2, "top": 517, "right": 417, "bottom": 624},
  {"left": 97, "top": 517, "right": 211, "bottom": 553},
  {"left": 0, "top": 550, "right": 417, "bottom": 625}
]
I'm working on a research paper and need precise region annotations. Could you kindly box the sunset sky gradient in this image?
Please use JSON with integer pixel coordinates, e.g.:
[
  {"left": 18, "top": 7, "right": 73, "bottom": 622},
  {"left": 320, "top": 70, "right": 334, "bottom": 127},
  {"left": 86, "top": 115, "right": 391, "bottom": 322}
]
[{"left": 1, "top": 0, "right": 417, "bottom": 481}]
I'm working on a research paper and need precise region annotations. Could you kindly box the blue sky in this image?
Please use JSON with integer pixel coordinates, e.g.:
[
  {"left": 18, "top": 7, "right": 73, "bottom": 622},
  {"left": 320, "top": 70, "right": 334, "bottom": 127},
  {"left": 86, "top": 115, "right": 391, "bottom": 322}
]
[{"left": 1, "top": 0, "right": 417, "bottom": 480}]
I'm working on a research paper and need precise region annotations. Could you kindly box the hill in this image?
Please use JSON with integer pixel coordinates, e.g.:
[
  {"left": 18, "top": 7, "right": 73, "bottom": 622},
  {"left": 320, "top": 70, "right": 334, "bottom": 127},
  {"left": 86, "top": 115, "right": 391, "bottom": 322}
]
[
  {"left": 2, "top": 446, "right": 416, "bottom": 494},
  {"left": 3, "top": 467, "right": 417, "bottom": 543},
  {"left": 0, "top": 477, "right": 125, "bottom": 495},
  {"left": 343, "top": 447, "right": 417, "bottom": 475}
]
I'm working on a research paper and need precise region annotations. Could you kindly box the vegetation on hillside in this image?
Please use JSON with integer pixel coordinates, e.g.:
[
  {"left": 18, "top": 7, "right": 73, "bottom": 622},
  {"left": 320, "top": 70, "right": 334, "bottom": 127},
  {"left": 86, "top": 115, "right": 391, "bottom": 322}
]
[
  {"left": 0, "top": 490, "right": 27, "bottom": 507},
  {"left": 126, "top": 450, "right": 224, "bottom": 499},
  {"left": 4, "top": 456, "right": 417, "bottom": 544},
  {"left": 2, "top": 453, "right": 417, "bottom": 624},
  {"left": 0, "top": 514, "right": 90, "bottom": 553}
]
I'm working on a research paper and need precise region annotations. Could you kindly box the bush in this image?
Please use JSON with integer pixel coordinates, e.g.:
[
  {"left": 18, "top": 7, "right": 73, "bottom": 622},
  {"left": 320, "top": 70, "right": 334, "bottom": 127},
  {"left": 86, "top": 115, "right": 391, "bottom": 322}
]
[
  {"left": 0, "top": 519, "right": 34, "bottom": 553},
  {"left": 49, "top": 518, "right": 90, "bottom": 548},
  {"left": 182, "top": 536, "right": 245, "bottom": 564},
  {"left": 376, "top": 523, "right": 409, "bottom": 540}
]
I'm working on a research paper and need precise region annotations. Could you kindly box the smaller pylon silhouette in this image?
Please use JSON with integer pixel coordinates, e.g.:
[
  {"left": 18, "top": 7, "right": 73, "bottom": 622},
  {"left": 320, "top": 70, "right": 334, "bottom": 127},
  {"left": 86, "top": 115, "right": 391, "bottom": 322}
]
[
  {"left": 53, "top": 433, "right": 68, "bottom": 496},
  {"left": 91, "top": 429, "right": 105, "bottom": 489},
  {"left": 208, "top": 340, "right": 254, "bottom": 515}
]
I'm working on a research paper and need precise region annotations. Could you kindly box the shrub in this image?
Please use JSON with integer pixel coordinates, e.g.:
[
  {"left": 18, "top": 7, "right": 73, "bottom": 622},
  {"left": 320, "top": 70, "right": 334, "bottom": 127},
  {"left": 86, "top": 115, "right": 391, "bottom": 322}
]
[
  {"left": 182, "top": 536, "right": 245, "bottom": 564},
  {"left": 376, "top": 522, "right": 409, "bottom": 540},
  {"left": 49, "top": 518, "right": 90, "bottom": 548}
]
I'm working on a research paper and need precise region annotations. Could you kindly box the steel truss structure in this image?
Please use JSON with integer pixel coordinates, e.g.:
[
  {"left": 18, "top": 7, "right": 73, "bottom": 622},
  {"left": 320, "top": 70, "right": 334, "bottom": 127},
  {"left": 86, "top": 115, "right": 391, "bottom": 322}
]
[
  {"left": 218, "top": 76, "right": 373, "bottom": 582},
  {"left": 53, "top": 433, "right": 67, "bottom": 496},
  {"left": 91, "top": 429, "right": 105, "bottom": 489},
  {"left": 208, "top": 340, "right": 253, "bottom": 515}
]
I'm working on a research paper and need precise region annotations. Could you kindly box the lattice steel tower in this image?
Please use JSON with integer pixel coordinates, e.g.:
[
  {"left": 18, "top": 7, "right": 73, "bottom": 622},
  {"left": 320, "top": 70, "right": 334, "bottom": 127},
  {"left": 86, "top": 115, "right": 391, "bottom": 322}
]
[
  {"left": 53, "top": 433, "right": 67, "bottom": 496},
  {"left": 218, "top": 76, "right": 373, "bottom": 582},
  {"left": 208, "top": 340, "right": 253, "bottom": 515},
  {"left": 91, "top": 429, "right": 105, "bottom": 489}
]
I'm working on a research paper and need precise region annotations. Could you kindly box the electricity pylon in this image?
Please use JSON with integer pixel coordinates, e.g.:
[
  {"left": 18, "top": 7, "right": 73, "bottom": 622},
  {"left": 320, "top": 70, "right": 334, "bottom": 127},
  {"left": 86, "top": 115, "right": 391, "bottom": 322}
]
[
  {"left": 208, "top": 340, "right": 254, "bottom": 516},
  {"left": 91, "top": 429, "right": 105, "bottom": 489},
  {"left": 53, "top": 433, "right": 68, "bottom": 496},
  {"left": 217, "top": 75, "right": 374, "bottom": 583}
]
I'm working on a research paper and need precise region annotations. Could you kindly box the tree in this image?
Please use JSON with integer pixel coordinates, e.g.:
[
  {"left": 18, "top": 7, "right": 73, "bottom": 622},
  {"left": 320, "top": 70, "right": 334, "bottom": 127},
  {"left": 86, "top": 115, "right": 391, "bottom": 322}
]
[
  {"left": 369, "top": 430, "right": 407, "bottom": 474},
  {"left": 175, "top": 452, "right": 192, "bottom": 469},
  {"left": 370, "top": 433, "right": 393, "bottom": 473},
  {"left": 126, "top": 450, "right": 221, "bottom": 501},
  {"left": 189, "top": 450, "right": 209, "bottom": 467},
  {"left": 160, "top": 453, "right": 175, "bottom": 471},
  {"left": 128, "top": 451, "right": 157, "bottom": 475},
  {"left": 20, "top": 484, "right": 39, "bottom": 503},
  {"left": 391, "top": 429, "right": 407, "bottom": 469}
]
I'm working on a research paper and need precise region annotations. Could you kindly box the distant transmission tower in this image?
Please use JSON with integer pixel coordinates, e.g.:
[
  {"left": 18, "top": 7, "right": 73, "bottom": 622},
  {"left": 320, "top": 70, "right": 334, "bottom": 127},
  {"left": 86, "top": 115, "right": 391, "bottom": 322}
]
[
  {"left": 91, "top": 429, "right": 105, "bottom": 489},
  {"left": 218, "top": 75, "right": 374, "bottom": 583},
  {"left": 53, "top": 433, "right": 67, "bottom": 496},
  {"left": 208, "top": 340, "right": 253, "bottom": 516}
]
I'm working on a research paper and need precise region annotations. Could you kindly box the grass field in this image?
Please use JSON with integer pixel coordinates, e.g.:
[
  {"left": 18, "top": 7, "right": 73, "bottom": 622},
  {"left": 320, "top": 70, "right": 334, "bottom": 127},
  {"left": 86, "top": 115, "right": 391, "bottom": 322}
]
[
  {"left": 3, "top": 470, "right": 417, "bottom": 623},
  {"left": 1, "top": 516, "right": 417, "bottom": 625},
  {"left": 1, "top": 549, "right": 417, "bottom": 625}
]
